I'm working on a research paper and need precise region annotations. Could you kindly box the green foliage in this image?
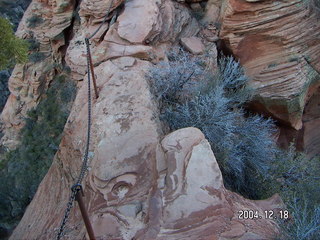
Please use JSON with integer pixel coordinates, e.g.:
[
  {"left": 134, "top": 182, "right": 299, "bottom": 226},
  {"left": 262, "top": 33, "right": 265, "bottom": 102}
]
[
  {"left": 0, "top": 73, "right": 76, "bottom": 236},
  {"left": 0, "top": 17, "right": 29, "bottom": 70},
  {"left": 271, "top": 147, "right": 320, "bottom": 205},
  {"left": 26, "top": 36, "right": 46, "bottom": 64},
  {"left": 26, "top": 14, "right": 43, "bottom": 28},
  {"left": 63, "top": 65, "right": 72, "bottom": 74},
  {"left": 269, "top": 146, "right": 320, "bottom": 240},
  {"left": 148, "top": 48, "right": 278, "bottom": 198},
  {"left": 278, "top": 197, "right": 320, "bottom": 240}
]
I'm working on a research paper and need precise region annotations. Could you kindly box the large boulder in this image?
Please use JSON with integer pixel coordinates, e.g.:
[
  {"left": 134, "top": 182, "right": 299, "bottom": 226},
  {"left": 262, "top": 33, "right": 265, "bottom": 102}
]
[{"left": 144, "top": 127, "right": 282, "bottom": 240}]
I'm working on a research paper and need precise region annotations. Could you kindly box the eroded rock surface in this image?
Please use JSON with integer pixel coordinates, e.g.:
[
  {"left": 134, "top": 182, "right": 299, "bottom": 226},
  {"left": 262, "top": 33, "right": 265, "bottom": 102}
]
[
  {"left": 66, "top": 0, "right": 199, "bottom": 80},
  {"left": 302, "top": 84, "right": 320, "bottom": 158},
  {"left": 3, "top": 0, "right": 313, "bottom": 239},
  {"left": 0, "top": 0, "right": 75, "bottom": 148},
  {"left": 220, "top": 0, "right": 320, "bottom": 130},
  {"left": 11, "top": 125, "right": 282, "bottom": 239},
  {"left": 278, "top": 83, "right": 320, "bottom": 158},
  {"left": 149, "top": 128, "right": 281, "bottom": 240},
  {"left": 9, "top": 57, "right": 160, "bottom": 240}
]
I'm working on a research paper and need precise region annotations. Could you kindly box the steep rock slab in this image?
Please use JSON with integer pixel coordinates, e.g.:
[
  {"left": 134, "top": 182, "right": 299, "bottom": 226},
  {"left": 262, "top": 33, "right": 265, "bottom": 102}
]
[
  {"left": 0, "top": 0, "right": 75, "bottom": 149},
  {"left": 0, "top": 61, "right": 54, "bottom": 148},
  {"left": 11, "top": 118, "right": 282, "bottom": 239},
  {"left": 10, "top": 57, "right": 161, "bottom": 239},
  {"left": 220, "top": 0, "right": 320, "bottom": 130}
]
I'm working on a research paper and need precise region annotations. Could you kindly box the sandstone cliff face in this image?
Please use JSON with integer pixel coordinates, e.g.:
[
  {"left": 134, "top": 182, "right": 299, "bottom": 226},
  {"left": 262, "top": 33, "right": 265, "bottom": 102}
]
[
  {"left": 0, "top": 0, "right": 75, "bottom": 149},
  {"left": 219, "top": 0, "right": 320, "bottom": 156},
  {"left": 6, "top": 0, "right": 283, "bottom": 239}
]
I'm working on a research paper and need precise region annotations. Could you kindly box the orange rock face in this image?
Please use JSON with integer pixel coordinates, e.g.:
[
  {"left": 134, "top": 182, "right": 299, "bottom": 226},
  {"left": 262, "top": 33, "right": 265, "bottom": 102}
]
[
  {"left": 302, "top": 84, "right": 320, "bottom": 158},
  {"left": 3, "top": 0, "right": 291, "bottom": 239},
  {"left": 220, "top": 0, "right": 320, "bottom": 131}
]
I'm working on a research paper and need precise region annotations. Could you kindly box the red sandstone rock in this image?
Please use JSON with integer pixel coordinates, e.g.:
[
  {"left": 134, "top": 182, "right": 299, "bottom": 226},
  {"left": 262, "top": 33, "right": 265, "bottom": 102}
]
[
  {"left": 2, "top": 0, "right": 312, "bottom": 239},
  {"left": 0, "top": 0, "right": 75, "bottom": 149},
  {"left": 66, "top": 0, "right": 199, "bottom": 80},
  {"left": 10, "top": 126, "right": 281, "bottom": 239},
  {"left": 204, "top": 0, "right": 221, "bottom": 24},
  {"left": 220, "top": 0, "right": 320, "bottom": 131},
  {"left": 301, "top": 84, "right": 320, "bottom": 158},
  {"left": 79, "top": 0, "right": 124, "bottom": 20},
  {"left": 117, "top": 0, "right": 161, "bottom": 44},
  {"left": 180, "top": 36, "right": 205, "bottom": 54},
  {"left": 10, "top": 57, "right": 160, "bottom": 240}
]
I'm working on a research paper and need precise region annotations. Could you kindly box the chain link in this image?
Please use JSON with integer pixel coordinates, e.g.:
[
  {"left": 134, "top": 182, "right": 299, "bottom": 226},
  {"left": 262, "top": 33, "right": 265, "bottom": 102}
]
[
  {"left": 56, "top": 42, "right": 92, "bottom": 239},
  {"left": 55, "top": 0, "right": 115, "bottom": 238},
  {"left": 56, "top": 190, "right": 77, "bottom": 240}
]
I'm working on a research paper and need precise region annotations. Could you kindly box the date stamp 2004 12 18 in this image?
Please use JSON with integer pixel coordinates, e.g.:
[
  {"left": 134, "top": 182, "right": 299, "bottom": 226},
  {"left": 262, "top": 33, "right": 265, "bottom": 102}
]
[{"left": 238, "top": 210, "right": 289, "bottom": 220}]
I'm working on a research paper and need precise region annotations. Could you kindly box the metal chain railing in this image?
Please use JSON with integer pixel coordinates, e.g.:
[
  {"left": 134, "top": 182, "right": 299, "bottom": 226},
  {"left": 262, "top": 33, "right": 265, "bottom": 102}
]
[
  {"left": 56, "top": 40, "right": 93, "bottom": 240},
  {"left": 56, "top": 0, "right": 114, "bottom": 239}
]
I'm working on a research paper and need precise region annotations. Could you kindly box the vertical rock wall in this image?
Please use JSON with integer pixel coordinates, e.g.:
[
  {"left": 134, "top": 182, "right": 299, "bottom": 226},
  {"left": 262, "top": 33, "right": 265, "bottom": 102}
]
[{"left": 220, "top": 0, "right": 320, "bottom": 156}]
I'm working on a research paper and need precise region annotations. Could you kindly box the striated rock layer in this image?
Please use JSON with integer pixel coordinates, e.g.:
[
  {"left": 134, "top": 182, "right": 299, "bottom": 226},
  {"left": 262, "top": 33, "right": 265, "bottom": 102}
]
[
  {"left": 220, "top": 0, "right": 320, "bottom": 131},
  {"left": 0, "top": 0, "right": 75, "bottom": 149},
  {"left": 10, "top": 122, "right": 282, "bottom": 239},
  {"left": 3, "top": 0, "right": 287, "bottom": 239}
]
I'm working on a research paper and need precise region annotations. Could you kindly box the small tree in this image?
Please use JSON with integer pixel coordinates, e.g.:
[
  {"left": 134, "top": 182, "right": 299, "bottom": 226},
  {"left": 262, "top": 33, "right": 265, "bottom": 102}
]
[{"left": 0, "top": 17, "right": 28, "bottom": 70}]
